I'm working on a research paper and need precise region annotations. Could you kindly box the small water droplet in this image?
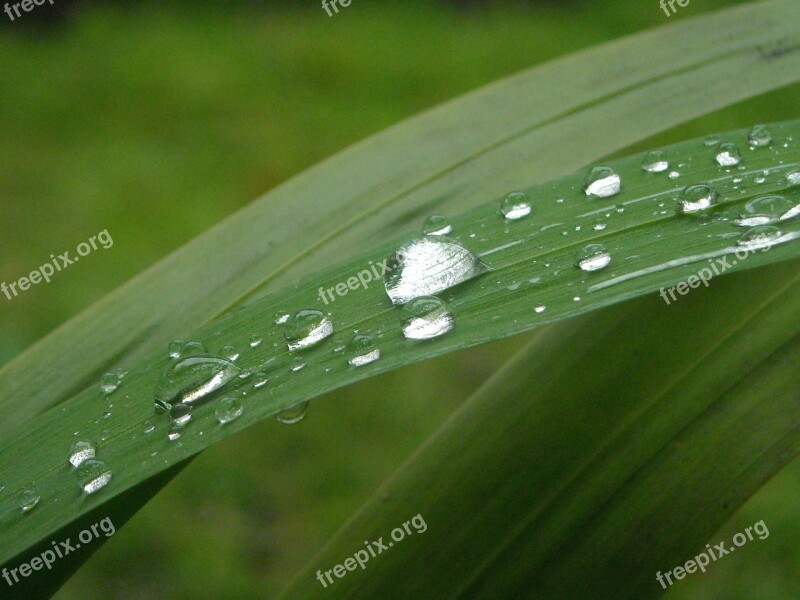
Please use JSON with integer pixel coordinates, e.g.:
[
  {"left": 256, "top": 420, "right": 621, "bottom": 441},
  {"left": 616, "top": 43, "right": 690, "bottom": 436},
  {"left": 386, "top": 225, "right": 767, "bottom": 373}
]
[
  {"left": 274, "top": 311, "right": 290, "bottom": 325},
  {"left": 100, "top": 429, "right": 110, "bottom": 442},
  {"left": 276, "top": 401, "right": 309, "bottom": 425},
  {"left": 422, "top": 214, "right": 453, "bottom": 235},
  {"left": 181, "top": 341, "right": 207, "bottom": 357},
  {"left": 737, "top": 225, "right": 784, "bottom": 251},
  {"left": 290, "top": 357, "right": 306, "bottom": 372},
  {"left": 401, "top": 296, "right": 454, "bottom": 340},
  {"left": 715, "top": 143, "right": 742, "bottom": 166},
  {"left": 249, "top": 334, "right": 262, "bottom": 348},
  {"left": 169, "top": 403, "right": 192, "bottom": 425},
  {"left": 641, "top": 151, "right": 669, "bottom": 173},
  {"left": 704, "top": 135, "right": 720, "bottom": 147},
  {"left": 500, "top": 192, "right": 532, "bottom": 220},
  {"left": 221, "top": 345, "right": 239, "bottom": 361},
  {"left": 167, "top": 424, "right": 184, "bottom": 441},
  {"left": 99, "top": 371, "right": 121, "bottom": 395},
  {"left": 215, "top": 397, "right": 244, "bottom": 424},
  {"left": 576, "top": 244, "right": 612, "bottom": 272},
  {"left": 284, "top": 309, "right": 333, "bottom": 351},
  {"left": 584, "top": 166, "right": 621, "bottom": 198},
  {"left": 347, "top": 335, "right": 381, "bottom": 367},
  {"left": 253, "top": 372, "right": 269, "bottom": 388},
  {"left": 168, "top": 340, "right": 185, "bottom": 359},
  {"left": 668, "top": 171, "right": 680, "bottom": 180},
  {"left": 534, "top": 304, "right": 546, "bottom": 314},
  {"left": 68, "top": 440, "right": 96, "bottom": 468},
  {"left": 748, "top": 124, "right": 772, "bottom": 147},
  {"left": 593, "top": 222, "right": 607, "bottom": 231},
  {"left": 787, "top": 171, "right": 800, "bottom": 186},
  {"left": 77, "top": 459, "right": 112, "bottom": 495},
  {"left": 735, "top": 195, "right": 795, "bottom": 226},
  {"left": 18, "top": 487, "right": 40, "bottom": 513},
  {"left": 143, "top": 420, "right": 155, "bottom": 434},
  {"left": 677, "top": 184, "right": 718, "bottom": 214}
]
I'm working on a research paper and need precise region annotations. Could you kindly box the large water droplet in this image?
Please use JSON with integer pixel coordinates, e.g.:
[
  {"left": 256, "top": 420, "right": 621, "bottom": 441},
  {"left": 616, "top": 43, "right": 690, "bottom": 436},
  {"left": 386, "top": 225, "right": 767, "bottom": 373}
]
[
  {"left": 423, "top": 215, "right": 452, "bottom": 236},
  {"left": 68, "top": 440, "right": 96, "bottom": 468},
  {"left": 18, "top": 487, "right": 40, "bottom": 513},
  {"left": 154, "top": 356, "right": 241, "bottom": 411},
  {"left": 401, "top": 296, "right": 454, "bottom": 340},
  {"left": 215, "top": 397, "right": 244, "bottom": 424},
  {"left": 715, "top": 143, "right": 742, "bottom": 166},
  {"left": 748, "top": 124, "right": 772, "bottom": 147},
  {"left": 77, "top": 459, "right": 112, "bottom": 495},
  {"left": 276, "top": 401, "right": 309, "bottom": 425},
  {"left": 284, "top": 309, "right": 333, "bottom": 351},
  {"left": 735, "top": 195, "right": 795, "bottom": 226},
  {"left": 677, "top": 184, "right": 718, "bottom": 214},
  {"left": 384, "top": 237, "right": 490, "bottom": 305},
  {"left": 584, "top": 166, "right": 621, "bottom": 198},
  {"left": 500, "top": 192, "right": 532, "bottom": 220},
  {"left": 736, "top": 225, "right": 784, "bottom": 251},
  {"left": 641, "top": 151, "right": 669, "bottom": 173},
  {"left": 347, "top": 334, "right": 381, "bottom": 367},
  {"left": 576, "top": 244, "right": 612, "bottom": 272}
]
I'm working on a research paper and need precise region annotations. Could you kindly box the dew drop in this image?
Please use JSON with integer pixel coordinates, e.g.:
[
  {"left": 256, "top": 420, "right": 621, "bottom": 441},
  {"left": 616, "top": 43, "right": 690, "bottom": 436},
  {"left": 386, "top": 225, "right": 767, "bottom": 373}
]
[
  {"left": 181, "top": 341, "right": 207, "bottom": 357},
  {"left": 500, "top": 192, "right": 532, "bottom": 220},
  {"left": 77, "top": 459, "right": 112, "bottom": 495},
  {"left": 169, "top": 403, "right": 192, "bottom": 426},
  {"left": 668, "top": 171, "right": 681, "bottom": 180},
  {"left": 534, "top": 304, "right": 546, "bottom": 314},
  {"left": 347, "top": 334, "right": 381, "bottom": 367},
  {"left": 249, "top": 334, "right": 262, "bottom": 348},
  {"left": 735, "top": 195, "right": 795, "bottom": 226},
  {"left": 18, "top": 488, "right": 40, "bottom": 513},
  {"left": 68, "top": 440, "right": 96, "bottom": 468},
  {"left": 703, "top": 135, "right": 720, "bottom": 147},
  {"left": 384, "top": 237, "right": 490, "bottom": 305},
  {"left": 276, "top": 401, "right": 309, "bottom": 425},
  {"left": 99, "top": 371, "right": 121, "bottom": 395},
  {"left": 736, "top": 225, "right": 784, "bottom": 251},
  {"left": 215, "top": 397, "right": 244, "bottom": 424},
  {"left": 154, "top": 355, "right": 241, "bottom": 411},
  {"left": 290, "top": 357, "right": 306, "bottom": 372},
  {"left": 142, "top": 420, "right": 155, "bottom": 434},
  {"left": 253, "top": 372, "right": 269, "bottom": 388},
  {"left": 167, "top": 424, "right": 184, "bottom": 441},
  {"left": 168, "top": 340, "right": 185, "bottom": 359},
  {"left": 284, "top": 309, "right": 333, "bottom": 351},
  {"left": 748, "top": 124, "right": 772, "bottom": 147},
  {"left": 787, "top": 171, "right": 800, "bottom": 186},
  {"left": 274, "top": 311, "right": 290, "bottom": 325},
  {"left": 423, "top": 214, "right": 453, "bottom": 235},
  {"left": 641, "top": 151, "right": 669, "bottom": 173},
  {"left": 715, "top": 143, "right": 742, "bottom": 167},
  {"left": 576, "top": 244, "right": 612, "bottom": 272},
  {"left": 401, "top": 296, "right": 454, "bottom": 340},
  {"left": 222, "top": 345, "right": 240, "bottom": 361},
  {"left": 584, "top": 166, "right": 621, "bottom": 198},
  {"left": 677, "top": 184, "right": 718, "bottom": 214}
]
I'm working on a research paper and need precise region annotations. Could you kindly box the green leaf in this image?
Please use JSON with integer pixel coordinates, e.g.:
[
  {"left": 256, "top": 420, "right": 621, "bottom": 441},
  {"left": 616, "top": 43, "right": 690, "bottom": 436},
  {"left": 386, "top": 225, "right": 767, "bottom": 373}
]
[{"left": 2, "top": 0, "right": 800, "bottom": 435}]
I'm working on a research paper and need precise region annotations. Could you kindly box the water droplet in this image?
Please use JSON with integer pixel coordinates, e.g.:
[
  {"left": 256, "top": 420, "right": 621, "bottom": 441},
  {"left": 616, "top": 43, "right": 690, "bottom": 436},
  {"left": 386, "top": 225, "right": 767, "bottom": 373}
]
[
  {"left": 401, "top": 296, "right": 454, "bottom": 340},
  {"left": 668, "top": 171, "right": 680, "bottom": 180},
  {"left": 735, "top": 195, "right": 795, "bottom": 226},
  {"left": 100, "top": 429, "right": 110, "bottom": 442},
  {"left": 77, "top": 459, "right": 112, "bottom": 495},
  {"left": 592, "top": 222, "right": 607, "bottom": 231},
  {"left": 737, "top": 226, "right": 784, "bottom": 251},
  {"left": 274, "top": 311, "right": 290, "bottom": 325},
  {"left": 347, "top": 335, "right": 381, "bottom": 367},
  {"left": 169, "top": 403, "right": 192, "bottom": 425},
  {"left": 290, "top": 357, "right": 306, "bottom": 372},
  {"left": 715, "top": 143, "right": 742, "bottom": 166},
  {"left": 584, "top": 166, "right": 621, "bottom": 198},
  {"left": 641, "top": 151, "right": 669, "bottom": 173},
  {"left": 276, "top": 401, "right": 309, "bottom": 425},
  {"left": 154, "top": 356, "right": 241, "bottom": 411},
  {"left": 143, "top": 420, "right": 155, "bottom": 434},
  {"left": 167, "top": 424, "right": 184, "bottom": 441},
  {"left": 576, "top": 244, "right": 612, "bottom": 272},
  {"left": 423, "top": 214, "right": 453, "bottom": 235},
  {"left": 249, "top": 334, "right": 262, "bottom": 348},
  {"left": 253, "top": 372, "right": 269, "bottom": 388},
  {"left": 168, "top": 340, "right": 185, "bottom": 359},
  {"left": 384, "top": 237, "right": 490, "bottom": 305},
  {"left": 18, "top": 488, "right": 40, "bottom": 513},
  {"left": 500, "top": 192, "right": 532, "bottom": 220},
  {"left": 221, "top": 345, "right": 239, "bottom": 361},
  {"left": 181, "top": 341, "right": 207, "bottom": 357},
  {"left": 787, "top": 171, "right": 800, "bottom": 186},
  {"left": 284, "top": 309, "right": 333, "bottom": 351},
  {"left": 748, "top": 124, "right": 772, "bottom": 147},
  {"left": 68, "top": 440, "right": 96, "bottom": 468},
  {"left": 99, "top": 371, "right": 121, "bottom": 395},
  {"left": 534, "top": 304, "right": 546, "bottom": 314},
  {"left": 677, "top": 184, "right": 718, "bottom": 214},
  {"left": 704, "top": 135, "right": 720, "bottom": 147},
  {"left": 215, "top": 397, "right": 243, "bottom": 424}
]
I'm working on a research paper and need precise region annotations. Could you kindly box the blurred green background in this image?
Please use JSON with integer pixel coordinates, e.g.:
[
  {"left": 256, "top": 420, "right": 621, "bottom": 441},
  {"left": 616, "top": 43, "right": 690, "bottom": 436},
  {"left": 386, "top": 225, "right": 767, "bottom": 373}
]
[{"left": 1, "top": 1, "right": 798, "bottom": 598}]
